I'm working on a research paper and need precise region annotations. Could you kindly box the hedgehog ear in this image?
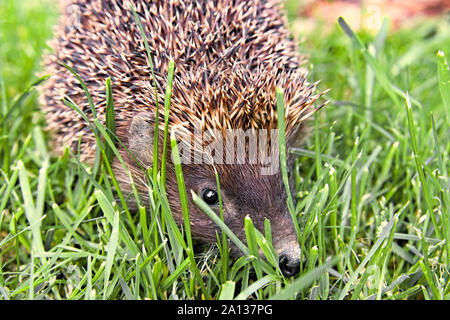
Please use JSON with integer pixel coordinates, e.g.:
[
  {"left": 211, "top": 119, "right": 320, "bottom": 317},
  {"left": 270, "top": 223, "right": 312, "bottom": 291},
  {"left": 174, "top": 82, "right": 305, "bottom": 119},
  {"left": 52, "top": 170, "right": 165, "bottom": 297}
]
[{"left": 128, "top": 112, "right": 156, "bottom": 166}]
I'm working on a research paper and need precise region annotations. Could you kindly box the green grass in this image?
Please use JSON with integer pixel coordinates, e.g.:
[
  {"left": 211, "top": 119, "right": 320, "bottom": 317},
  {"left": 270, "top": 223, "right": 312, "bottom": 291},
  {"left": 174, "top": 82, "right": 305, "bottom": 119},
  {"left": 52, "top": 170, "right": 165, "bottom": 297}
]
[{"left": 0, "top": 0, "right": 449, "bottom": 300}]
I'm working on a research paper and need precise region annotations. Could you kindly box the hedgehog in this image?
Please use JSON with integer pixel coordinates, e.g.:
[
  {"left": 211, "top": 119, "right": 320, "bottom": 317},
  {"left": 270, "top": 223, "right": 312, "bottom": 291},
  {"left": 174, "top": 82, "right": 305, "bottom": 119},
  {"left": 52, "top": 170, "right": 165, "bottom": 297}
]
[{"left": 41, "top": 0, "right": 324, "bottom": 277}]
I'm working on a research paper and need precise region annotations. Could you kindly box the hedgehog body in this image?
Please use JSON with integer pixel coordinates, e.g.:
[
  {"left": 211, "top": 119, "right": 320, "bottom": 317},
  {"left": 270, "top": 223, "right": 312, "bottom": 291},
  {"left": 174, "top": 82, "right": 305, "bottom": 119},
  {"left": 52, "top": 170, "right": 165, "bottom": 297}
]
[{"left": 42, "top": 0, "right": 323, "bottom": 277}]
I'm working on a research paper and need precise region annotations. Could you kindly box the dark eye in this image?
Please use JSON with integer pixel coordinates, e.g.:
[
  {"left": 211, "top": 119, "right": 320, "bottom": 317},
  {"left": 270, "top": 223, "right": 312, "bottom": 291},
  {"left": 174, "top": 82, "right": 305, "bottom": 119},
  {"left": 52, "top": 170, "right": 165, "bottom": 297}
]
[{"left": 201, "top": 188, "right": 219, "bottom": 205}]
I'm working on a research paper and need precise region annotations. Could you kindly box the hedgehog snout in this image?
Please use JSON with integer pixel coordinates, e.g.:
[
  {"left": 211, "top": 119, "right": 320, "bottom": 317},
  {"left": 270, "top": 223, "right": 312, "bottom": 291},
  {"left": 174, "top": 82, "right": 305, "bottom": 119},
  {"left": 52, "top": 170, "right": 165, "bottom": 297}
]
[{"left": 274, "top": 236, "right": 301, "bottom": 277}]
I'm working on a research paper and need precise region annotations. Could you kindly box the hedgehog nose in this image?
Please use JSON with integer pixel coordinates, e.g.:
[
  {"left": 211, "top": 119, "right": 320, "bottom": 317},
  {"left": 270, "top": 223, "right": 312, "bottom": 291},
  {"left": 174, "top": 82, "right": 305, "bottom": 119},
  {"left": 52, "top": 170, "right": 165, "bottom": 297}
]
[{"left": 279, "top": 253, "right": 300, "bottom": 277}]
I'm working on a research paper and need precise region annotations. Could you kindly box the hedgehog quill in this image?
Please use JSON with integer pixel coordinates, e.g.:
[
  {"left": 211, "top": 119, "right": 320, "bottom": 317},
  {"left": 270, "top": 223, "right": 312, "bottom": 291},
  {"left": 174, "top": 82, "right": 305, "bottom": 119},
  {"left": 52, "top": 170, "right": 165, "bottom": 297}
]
[{"left": 41, "top": 0, "right": 325, "bottom": 277}]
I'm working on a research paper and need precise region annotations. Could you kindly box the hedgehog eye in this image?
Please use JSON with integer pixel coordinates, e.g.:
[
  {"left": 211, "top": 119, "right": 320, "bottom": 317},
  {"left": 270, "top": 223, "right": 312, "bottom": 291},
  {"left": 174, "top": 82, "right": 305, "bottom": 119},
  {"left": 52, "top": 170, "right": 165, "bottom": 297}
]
[{"left": 201, "top": 188, "right": 219, "bottom": 206}]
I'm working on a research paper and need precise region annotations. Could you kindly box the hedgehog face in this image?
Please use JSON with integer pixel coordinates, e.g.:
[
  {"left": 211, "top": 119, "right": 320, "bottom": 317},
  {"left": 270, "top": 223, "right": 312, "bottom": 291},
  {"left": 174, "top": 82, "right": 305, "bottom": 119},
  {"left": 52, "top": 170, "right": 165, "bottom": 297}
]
[
  {"left": 166, "top": 160, "right": 301, "bottom": 278},
  {"left": 125, "top": 112, "right": 302, "bottom": 277}
]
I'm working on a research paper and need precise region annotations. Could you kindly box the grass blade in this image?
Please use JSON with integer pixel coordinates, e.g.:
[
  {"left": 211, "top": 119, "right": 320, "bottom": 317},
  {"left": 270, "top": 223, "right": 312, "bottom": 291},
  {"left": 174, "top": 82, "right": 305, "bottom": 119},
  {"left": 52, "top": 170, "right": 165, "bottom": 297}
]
[
  {"left": 103, "top": 204, "right": 120, "bottom": 300},
  {"left": 405, "top": 93, "right": 442, "bottom": 239},
  {"left": 129, "top": 4, "right": 161, "bottom": 186},
  {"left": 235, "top": 275, "right": 276, "bottom": 300},
  {"left": 95, "top": 189, "right": 139, "bottom": 257},
  {"left": 17, "top": 160, "right": 44, "bottom": 257},
  {"left": 276, "top": 88, "right": 301, "bottom": 240},
  {"left": 192, "top": 191, "right": 248, "bottom": 256},
  {"left": 437, "top": 51, "right": 450, "bottom": 126},
  {"left": 105, "top": 78, "right": 117, "bottom": 164},
  {"left": 170, "top": 130, "right": 208, "bottom": 298},
  {"left": 219, "top": 281, "right": 236, "bottom": 300},
  {"left": 160, "top": 60, "right": 175, "bottom": 187}
]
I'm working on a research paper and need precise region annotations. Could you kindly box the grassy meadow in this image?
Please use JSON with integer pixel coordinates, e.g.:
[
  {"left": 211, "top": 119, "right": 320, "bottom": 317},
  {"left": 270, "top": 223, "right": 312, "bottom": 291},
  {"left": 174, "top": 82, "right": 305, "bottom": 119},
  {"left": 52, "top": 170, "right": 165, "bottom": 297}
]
[{"left": 0, "top": 0, "right": 449, "bottom": 300}]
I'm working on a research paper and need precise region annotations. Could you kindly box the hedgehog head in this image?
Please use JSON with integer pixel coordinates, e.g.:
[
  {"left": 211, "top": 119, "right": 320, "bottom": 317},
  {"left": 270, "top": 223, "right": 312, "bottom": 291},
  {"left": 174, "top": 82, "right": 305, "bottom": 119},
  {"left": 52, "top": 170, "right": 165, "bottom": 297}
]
[{"left": 123, "top": 60, "right": 323, "bottom": 277}]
